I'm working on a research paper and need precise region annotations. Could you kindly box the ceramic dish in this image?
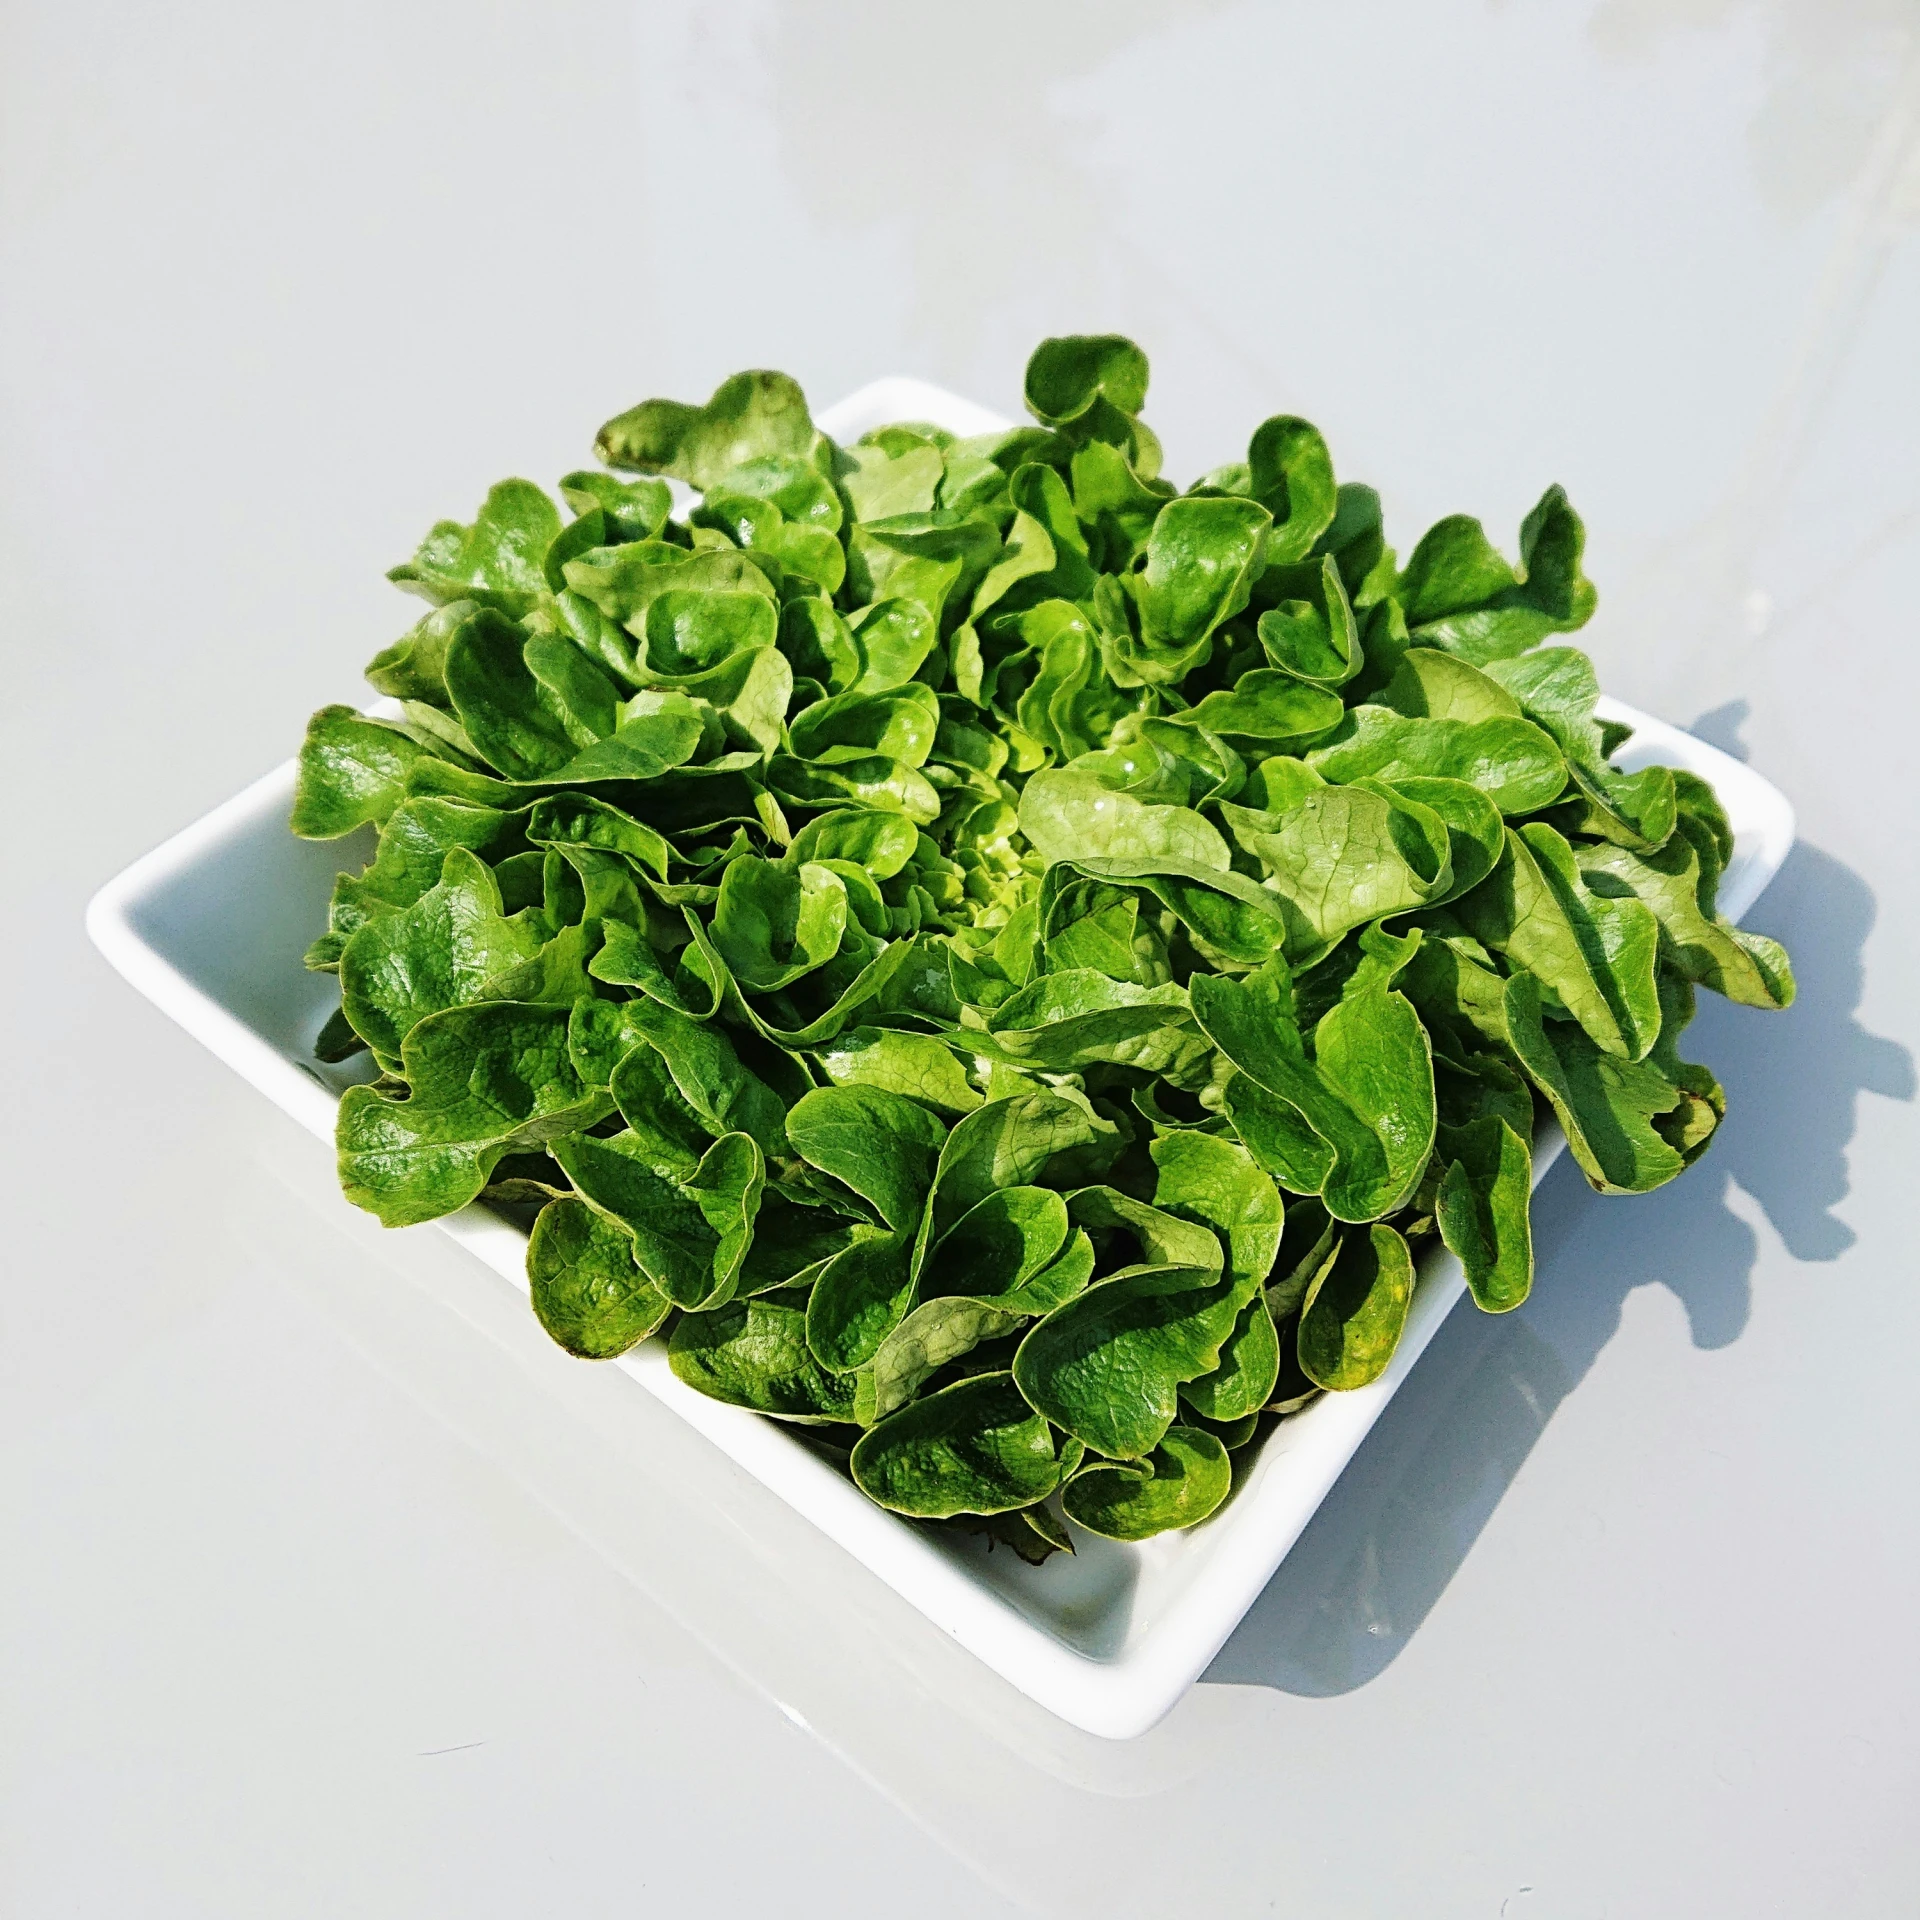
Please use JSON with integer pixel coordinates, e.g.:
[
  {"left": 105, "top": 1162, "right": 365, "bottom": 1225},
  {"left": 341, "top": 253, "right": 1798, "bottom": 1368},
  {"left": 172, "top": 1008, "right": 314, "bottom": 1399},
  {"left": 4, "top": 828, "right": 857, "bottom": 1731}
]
[{"left": 86, "top": 378, "right": 1796, "bottom": 1737}]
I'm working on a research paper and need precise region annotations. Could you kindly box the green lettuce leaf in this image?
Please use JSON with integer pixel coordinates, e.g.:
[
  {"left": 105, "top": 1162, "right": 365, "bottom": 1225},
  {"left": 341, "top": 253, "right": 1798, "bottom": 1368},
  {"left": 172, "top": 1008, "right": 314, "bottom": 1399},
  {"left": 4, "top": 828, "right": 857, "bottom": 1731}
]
[
  {"left": 1012, "top": 1264, "right": 1251, "bottom": 1460},
  {"left": 337, "top": 1002, "right": 611, "bottom": 1227},
  {"left": 1062, "top": 1425, "right": 1232, "bottom": 1540},
  {"left": 852, "top": 1372, "right": 1082, "bottom": 1518},
  {"left": 294, "top": 331, "right": 1792, "bottom": 1552}
]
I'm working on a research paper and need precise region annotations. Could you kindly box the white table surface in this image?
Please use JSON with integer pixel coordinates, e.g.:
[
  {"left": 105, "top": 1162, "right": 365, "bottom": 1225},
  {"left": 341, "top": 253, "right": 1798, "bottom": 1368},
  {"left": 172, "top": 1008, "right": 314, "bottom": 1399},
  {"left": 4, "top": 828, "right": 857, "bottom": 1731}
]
[{"left": 5, "top": 3, "right": 1917, "bottom": 1914}]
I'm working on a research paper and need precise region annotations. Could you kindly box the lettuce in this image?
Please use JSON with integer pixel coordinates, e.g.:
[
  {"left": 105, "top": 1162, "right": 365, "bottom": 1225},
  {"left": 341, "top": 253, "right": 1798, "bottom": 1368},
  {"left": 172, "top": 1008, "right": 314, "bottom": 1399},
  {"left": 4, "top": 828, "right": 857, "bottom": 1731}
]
[{"left": 293, "top": 337, "right": 1792, "bottom": 1557}]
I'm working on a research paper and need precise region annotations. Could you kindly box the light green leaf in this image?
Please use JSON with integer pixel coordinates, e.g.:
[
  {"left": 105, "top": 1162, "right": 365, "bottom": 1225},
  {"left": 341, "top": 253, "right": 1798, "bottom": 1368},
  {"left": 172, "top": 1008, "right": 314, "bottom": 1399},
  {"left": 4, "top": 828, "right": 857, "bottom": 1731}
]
[
  {"left": 857, "top": 1297, "right": 1024, "bottom": 1426},
  {"left": 1396, "top": 486, "right": 1595, "bottom": 662},
  {"left": 787, "top": 808, "right": 921, "bottom": 878},
  {"left": 714, "top": 453, "right": 843, "bottom": 532},
  {"left": 1069, "top": 1187, "right": 1223, "bottom": 1277},
  {"left": 1308, "top": 707, "right": 1567, "bottom": 816},
  {"left": 986, "top": 969, "right": 1204, "bottom": 1076},
  {"left": 847, "top": 596, "right": 940, "bottom": 692},
  {"left": 1383, "top": 775, "right": 1506, "bottom": 904},
  {"left": 788, "top": 684, "right": 941, "bottom": 768},
  {"left": 1457, "top": 822, "right": 1663, "bottom": 1059},
  {"left": 764, "top": 751, "right": 941, "bottom": 825},
  {"left": 1254, "top": 554, "right": 1359, "bottom": 688},
  {"left": 1149, "top": 1131, "right": 1284, "bottom": 1289},
  {"left": 1436, "top": 1117, "right": 1534, "bottom": 1312},
  {"left": 389, "top": 479, "right": 562, "bottom": 616},
  {"left": 557, "top": 470, "right": 672, "bottom": 543},
  {"left": 1221, "top": 781, "right": 1449, "bottom": 957},
  {"left": 1182, "top": 670, "right": 1346, "bottom": 750},
  {"left": 562, "top": 545, "right": 774, "bottom": 647},
  {"left": 1376, "top": 645, "right": 1523, "bottom": 724},
  {"left": 1297, "top": 1223, "right": 1414, "bottom": 1390},
  {"left": 596, "top": 370, "right": 814, "bottom": 488},
  {"left": 1019, "top": 769, "right": 1230, "bottom": 872},
  {"left": 1120, "top": 495, "right": 1272, "bottom": 685},
  {"left": 1576, "top": 837, "right": 1795, "bottom": 1010},
  {"left": 812, "top": 1026, "right": 982, "bottom": 1114},
  {"left": 842, "top": 439, "right": 944, "bottom": 522}
]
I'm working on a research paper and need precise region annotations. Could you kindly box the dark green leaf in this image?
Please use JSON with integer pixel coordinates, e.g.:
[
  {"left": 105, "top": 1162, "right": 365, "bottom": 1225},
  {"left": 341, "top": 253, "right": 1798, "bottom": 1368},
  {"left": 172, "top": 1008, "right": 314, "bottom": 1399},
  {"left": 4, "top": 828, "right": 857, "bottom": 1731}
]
[
  {"left": 806, "top": 1230, "right": 916, "bottom": 1373},
  {"left": 852, "top": 1371, "right": 1080, "bottom": 1517},
  {"left": 710, "top": 856, "right": 848, "bottom": 993},
  {"left": 1012, "top": 1264, "right": 1248, "bottom": 1459},
  {"left": 338, "top": 846, "right": 550, "bottom": 1059},
  {"left": 337, "top": 1002, "right": 611, "bottom": 1227},
  {"left": 557, "top": 470, "right": 673, "bottom": 543},
  {"left": 1063, "top": 1425, "right": 1232, "bottom": 1540},
  {"left": 528, "top": 1197, "right": 671, "bottom": 1358},
  {"left": 1254, "top": 554, "right": 1359, "bottom": 687},
  {"left": 670, "top": 1296, "right": 857, "bottom": 1422},
  {"left": 926, "top": 1185, "right": 1072, "bottom": 1302},
  {"left": 1025, "top": 334, "right": 1150, "bottom": 426},
  {"left": 553, "top": 1126, "right": 762, "bottom": 1311},
  {"left": 786, "top": 1084, "right": 948, "bottom": 1233},
  {"left": 1502, "top": 974, "right": 1686, "bottom": 1193},
  {"left": 1179, "top": 1292, "right": 1281, "bottom": 1422},
  {"left": 1247, "top": 416, "right": 1337, "bottom": 562},
  {"left": 1192, "top": 961, "right": 1435, "bottom": 1221}
]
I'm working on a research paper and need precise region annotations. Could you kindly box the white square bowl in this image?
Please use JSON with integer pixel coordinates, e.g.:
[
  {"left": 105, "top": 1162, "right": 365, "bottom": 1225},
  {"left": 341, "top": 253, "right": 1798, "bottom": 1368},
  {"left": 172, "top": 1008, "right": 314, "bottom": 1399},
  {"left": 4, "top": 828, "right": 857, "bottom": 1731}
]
[{"left": 86, "top": 379, "right": 1796, "bottom": 1739}]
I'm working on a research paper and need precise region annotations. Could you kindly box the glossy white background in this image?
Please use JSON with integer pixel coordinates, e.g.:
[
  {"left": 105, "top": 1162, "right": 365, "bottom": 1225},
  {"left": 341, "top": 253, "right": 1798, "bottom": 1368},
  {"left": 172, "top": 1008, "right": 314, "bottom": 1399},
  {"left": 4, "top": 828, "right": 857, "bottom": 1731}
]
[{"left": 4, "top": 3, "right": 1917, "bottom": 1914}]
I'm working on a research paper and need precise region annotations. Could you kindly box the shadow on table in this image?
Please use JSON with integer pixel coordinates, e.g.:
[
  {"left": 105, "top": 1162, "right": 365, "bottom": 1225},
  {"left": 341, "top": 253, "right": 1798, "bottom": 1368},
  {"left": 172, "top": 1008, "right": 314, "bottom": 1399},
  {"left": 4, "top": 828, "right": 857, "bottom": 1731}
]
[{"left": 1205, "top": 837, "right": 1912, "bottom": 1698}]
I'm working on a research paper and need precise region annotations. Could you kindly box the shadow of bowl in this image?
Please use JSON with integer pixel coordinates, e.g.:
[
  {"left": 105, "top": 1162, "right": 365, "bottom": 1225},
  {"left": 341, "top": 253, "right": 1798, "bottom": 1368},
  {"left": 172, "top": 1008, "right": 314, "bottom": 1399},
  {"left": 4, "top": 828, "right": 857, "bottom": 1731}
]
[{"left": 1205, "top": 839, "right": 1912, "bottom": 1697}]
